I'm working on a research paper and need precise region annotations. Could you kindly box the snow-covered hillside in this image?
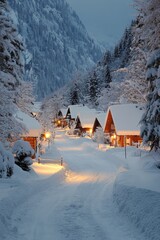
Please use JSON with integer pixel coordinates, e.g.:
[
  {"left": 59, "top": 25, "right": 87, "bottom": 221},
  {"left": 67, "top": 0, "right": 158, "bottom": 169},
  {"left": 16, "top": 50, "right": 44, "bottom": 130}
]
[{"left": 9, "top": 0, "right": 102, "bottom": 99}]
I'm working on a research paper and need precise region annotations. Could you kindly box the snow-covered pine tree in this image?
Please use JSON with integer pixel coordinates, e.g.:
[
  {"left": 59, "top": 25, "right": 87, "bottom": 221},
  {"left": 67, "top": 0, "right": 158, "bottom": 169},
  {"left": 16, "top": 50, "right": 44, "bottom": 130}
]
[
  {"left": 135, "top": 0, "right": 160, "bottom": 150},
  {"left": 0, "top": 0, "right": 23, "bottom": 140},
  {"left": 120, "top": 25, "right": 133, "bottom": 67},
  {"left": 120, "top": 17, "right": 148, "bottom": 103},
  {"left": 88, "top": 70, "right": 99, "bottom": 107},
  {"left": 0, "top": 0, "right": 33, "bottom": 141},
  {"left": 102, "top": 50, "right": 112, "bottom": 65},
  {"left": 0, "top": 0, "right": 24, "bottom": 91},
  {"left": 103, "top": 65, "right": 112, "bottom": 88},
  {"left": 69, "top": 82, "right": 80, "bottom": 105}
]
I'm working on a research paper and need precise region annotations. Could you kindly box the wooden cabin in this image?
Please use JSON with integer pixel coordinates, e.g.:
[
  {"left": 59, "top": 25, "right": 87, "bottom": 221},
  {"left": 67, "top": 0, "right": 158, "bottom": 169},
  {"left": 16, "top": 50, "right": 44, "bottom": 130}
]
[
  {"left": 74, "top": 109, "right": 96, "bottom": 136},
  {"left": 104, "top": 104, "right": 145, "bottom": 147},
  {"left": 65, "top": 105, "right": 91, "bottom": 128},
  {"left": 15, "top": 111, "right": 42, "bottom": 153},
  {"left": 56, "top": 108, "right": 67, "bottom": 127}
]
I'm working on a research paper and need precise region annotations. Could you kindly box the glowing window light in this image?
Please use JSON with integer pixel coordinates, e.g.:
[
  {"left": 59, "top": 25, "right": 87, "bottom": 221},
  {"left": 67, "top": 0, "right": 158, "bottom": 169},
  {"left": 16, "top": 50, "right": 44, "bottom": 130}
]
[{"left": 89, "top": 128, "right": 92, "bottom": 134}]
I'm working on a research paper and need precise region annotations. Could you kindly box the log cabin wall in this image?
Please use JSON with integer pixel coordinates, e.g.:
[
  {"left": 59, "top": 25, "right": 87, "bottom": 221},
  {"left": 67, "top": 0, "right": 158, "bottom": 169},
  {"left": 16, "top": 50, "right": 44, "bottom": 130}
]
[
  {"left": 117, "top": 135, "right": 142, "bottom": 147},
  {"left": 104, "top": 111, "right": 115, "bottom": 133},
  {"left": 23, "top": 137, "right": 37, "bottom": 153}
]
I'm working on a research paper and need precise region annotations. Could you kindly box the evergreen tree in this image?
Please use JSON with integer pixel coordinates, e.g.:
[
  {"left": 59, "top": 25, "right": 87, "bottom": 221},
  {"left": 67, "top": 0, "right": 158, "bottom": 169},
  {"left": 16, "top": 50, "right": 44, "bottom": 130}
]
[
  {"left": 0, "top": 0, "right": 24, "bottom": 90},
  {"left": 120, "top": 25, "right": 133, "bottom": 67},
  {"left": 141, "top": 50, "right": 160, "bottom": 150},
  {"left": 69, "top": 82, "right": 79, "bottom": 105},
  {"left": 103, "top": 65, "right": 112, "bottom": 88},
  {"left": 0, "top": 0, "right": 33, "bottom": 141},
  {"left": 102, "top": 51, "right": 112, "bottom": 66},
  {"left": 120, "top": 17, "right": 148, "bottom": 103},
  {"left": 113, "top": 45, "right": 121, "bottom": 59},
  {"left": 88, "top": 71, "right": 100, "bottom": 107},
  {"left": 135, "top": 0, "right": 160, "bottom": 150}
]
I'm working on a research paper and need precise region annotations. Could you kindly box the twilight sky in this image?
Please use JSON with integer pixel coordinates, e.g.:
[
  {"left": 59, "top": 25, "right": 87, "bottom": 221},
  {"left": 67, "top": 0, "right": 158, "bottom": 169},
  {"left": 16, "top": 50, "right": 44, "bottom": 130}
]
[{"left": 66, "top": 0, "right": 136, "bottom": 47}]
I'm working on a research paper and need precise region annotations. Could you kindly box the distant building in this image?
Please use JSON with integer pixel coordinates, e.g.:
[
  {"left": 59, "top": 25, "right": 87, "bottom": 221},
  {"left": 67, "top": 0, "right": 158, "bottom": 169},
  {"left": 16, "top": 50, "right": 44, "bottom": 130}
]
[
  {"left": 56, "top": 108, "right": 67, "bottom": 127},
  {"left": 65, "top": 105, "right": 91, "bottom": 128},
  {"left": 74, "top": 109, "right": 96, "bottom": 136}
]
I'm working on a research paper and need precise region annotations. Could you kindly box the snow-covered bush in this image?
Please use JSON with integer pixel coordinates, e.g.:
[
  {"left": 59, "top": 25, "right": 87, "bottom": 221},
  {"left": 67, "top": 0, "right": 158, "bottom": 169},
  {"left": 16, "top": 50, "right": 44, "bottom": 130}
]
[
  {"left": 92, "top": 127, "right": 105, "bottom": 144},
  {"left": 0, "top": 142, "right": 14, "bottom": 178},
  {"left": 12, "top": 140, "right": 34, "bottom": 171}
]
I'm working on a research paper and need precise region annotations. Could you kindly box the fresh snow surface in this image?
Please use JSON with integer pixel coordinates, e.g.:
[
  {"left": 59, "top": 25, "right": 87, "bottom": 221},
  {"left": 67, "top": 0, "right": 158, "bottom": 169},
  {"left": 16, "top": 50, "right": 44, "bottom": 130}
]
[{"left": 0, "top": 129, "right": 160, "bottom": 240}]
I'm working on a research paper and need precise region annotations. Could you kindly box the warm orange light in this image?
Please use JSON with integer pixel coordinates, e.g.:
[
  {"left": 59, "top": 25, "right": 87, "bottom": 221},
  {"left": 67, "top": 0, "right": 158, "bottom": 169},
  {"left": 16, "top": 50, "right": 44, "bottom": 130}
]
[
  {"left": 32, "top": 163, "right": 63, "bottom": 177},
  {"left": 111, "top": 133, "right": 116, "bottom": 140},
  {"left": 65, "top": 171, "right": 113, "bottom": 184},
  {"left": 58, "top": 120, "right": 61, "bottom": 124},
  {"left": 89, "top": 128, "right": 92, "bottom": 134},
  {"left": 45, "top": 132, "right": 51, "bottom": 139}
]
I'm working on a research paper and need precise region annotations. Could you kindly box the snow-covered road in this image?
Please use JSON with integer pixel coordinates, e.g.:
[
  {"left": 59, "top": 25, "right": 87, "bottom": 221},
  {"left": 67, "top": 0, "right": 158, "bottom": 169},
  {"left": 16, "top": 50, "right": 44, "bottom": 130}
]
[{"left": 4, "top": 130, "right": 146, "bottom": 240}]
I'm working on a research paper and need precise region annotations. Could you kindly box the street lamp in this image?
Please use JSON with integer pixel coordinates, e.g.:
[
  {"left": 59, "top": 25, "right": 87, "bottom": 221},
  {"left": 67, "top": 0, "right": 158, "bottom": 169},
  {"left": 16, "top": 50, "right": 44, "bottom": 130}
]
[{"left": 45, "top": 132, "right": 51, "bottom": 148}]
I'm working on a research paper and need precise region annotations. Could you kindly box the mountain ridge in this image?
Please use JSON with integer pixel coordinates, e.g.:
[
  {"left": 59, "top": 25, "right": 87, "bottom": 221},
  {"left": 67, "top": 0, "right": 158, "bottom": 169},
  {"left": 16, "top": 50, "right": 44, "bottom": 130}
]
[{"left": 9, "top": 0, "right": 102, "bottom": 100}]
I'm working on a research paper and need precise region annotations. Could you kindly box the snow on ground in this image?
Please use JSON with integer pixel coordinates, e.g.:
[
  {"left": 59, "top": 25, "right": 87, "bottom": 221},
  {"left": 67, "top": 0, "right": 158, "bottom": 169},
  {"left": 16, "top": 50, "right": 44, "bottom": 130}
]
[{"left": 0, "top": 129, "right": 160, "bottom": 240}]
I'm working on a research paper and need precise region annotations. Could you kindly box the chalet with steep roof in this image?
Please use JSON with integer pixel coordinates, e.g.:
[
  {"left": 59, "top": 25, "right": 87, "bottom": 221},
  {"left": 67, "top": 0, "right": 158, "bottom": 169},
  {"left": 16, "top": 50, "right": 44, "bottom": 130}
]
[{"left": 104, "top": 104, "right": 145, "bottom": 147}]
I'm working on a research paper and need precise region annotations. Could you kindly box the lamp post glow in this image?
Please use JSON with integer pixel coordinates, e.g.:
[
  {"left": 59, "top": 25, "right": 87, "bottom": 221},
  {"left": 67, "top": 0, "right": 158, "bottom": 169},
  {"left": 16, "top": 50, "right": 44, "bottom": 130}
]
[
  {"left": 45, "top": 132, "right": 51, "bottom": 148},
  {"left": 45, "top": 132, "right": 51, "bottom": 139}
]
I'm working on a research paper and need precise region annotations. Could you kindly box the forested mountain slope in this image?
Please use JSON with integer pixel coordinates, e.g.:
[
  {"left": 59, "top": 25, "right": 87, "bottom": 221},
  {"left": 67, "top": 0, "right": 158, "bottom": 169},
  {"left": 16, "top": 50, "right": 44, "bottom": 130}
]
[{"left": 9, "top": 0, "right": 102, "bottom": 99}]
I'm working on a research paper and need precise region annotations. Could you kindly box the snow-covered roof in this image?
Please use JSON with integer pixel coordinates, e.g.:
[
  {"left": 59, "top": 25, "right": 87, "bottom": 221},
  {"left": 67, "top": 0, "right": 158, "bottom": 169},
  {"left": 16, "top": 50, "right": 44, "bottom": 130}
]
[
  {"left": 95, "top": 112, "right": 106, "bottom": 130},
  {"left": 60, "top": 108, "right": 67, "bottom": 117},
  {"left": 105, "top": 104, "right": 145, "bottom": 135},
  {"left": 15, "top": 111, "right": 42, "bottom": 137},
  {"left": 77, "top": 109, "right": 97, "bottom": 129},
  {"left": 67, "top": 105, "right": 91, "bottom": 119}
]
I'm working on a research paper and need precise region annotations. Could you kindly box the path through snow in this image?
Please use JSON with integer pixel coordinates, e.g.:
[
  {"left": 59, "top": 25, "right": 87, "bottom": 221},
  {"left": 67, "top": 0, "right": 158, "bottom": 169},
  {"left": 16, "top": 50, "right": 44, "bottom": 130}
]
[{"left": 3, "top": 130, "right": 146, "bottom": 240}]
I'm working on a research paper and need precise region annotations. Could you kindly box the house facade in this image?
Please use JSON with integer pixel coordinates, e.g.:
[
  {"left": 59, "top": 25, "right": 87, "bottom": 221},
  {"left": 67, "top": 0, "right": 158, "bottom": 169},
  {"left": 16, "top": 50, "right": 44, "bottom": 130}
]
[
  {"left": 55, "top": 108, "right": 67, "bottom": 127},
  {"left": 65, "top": 105, "right": 92, "bottom": 129},
  {"left": 104, "top": 104, "right": 145, "bottom": 147},
  {"left": 15, "top": 111, "right": 42, "bottom": 152}
]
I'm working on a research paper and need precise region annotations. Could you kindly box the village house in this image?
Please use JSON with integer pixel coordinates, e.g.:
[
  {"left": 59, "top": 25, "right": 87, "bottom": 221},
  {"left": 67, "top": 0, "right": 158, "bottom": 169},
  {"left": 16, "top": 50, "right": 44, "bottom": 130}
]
[
  {"left": 104, "top": 104, "right": 145, "bottom": 147},
  {"left": 74, "top": 108, "right": 97, "bottom": 136},
  {"left": 15, "top": 111, "right": 42, "bottom": 153},
  {"left": 55, "top": 108, "right": 67, "bottom": 127},
  {"left": 65, "top": 104, "right": 91, "bottom": 128}
]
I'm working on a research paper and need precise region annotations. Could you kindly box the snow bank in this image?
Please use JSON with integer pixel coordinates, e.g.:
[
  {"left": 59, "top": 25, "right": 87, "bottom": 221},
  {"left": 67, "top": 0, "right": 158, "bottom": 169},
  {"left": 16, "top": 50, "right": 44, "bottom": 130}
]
[
  {"left": 113, "top": 181, "right": 160, "bottom": 240},
  {"left": 0, "top": 163, "right": 65, "bottom": 238}
]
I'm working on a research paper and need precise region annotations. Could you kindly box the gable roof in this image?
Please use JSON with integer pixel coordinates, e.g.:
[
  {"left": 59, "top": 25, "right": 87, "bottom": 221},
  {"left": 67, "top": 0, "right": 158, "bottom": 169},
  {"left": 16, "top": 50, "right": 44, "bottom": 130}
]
[
  {"left": 58, "top": 108, "right": 67, "bottom": 117},
  {"left": 67, "top": 104, "right": 91, "bottom": 119},
  {"left": 95, "top": 112, "right": 106, "bottom": 130},
  {"left": 77, "top": 109, "right": 96, "bottom": 129},
  {"left": 105, "top": 104, "right": 145, "bottom": 135},
  {"left": 15, "top": 111, "right": 42, "bottom": 137}
]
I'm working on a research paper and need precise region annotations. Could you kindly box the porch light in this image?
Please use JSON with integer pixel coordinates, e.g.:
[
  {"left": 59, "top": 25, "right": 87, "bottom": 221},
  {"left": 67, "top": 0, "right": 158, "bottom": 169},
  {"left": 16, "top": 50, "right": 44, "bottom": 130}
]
[
  {"left": 45, "top": 132, "right": 51, "bottom": 139},
  {"left": 111, "top": 133, "right": 116, "bottom": 140},
  {"left": 89, "top": 128, "right": 92, "bottom": 134},
  {"left": 113, "top": 133, "right": 116, "bottom": 139}
]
